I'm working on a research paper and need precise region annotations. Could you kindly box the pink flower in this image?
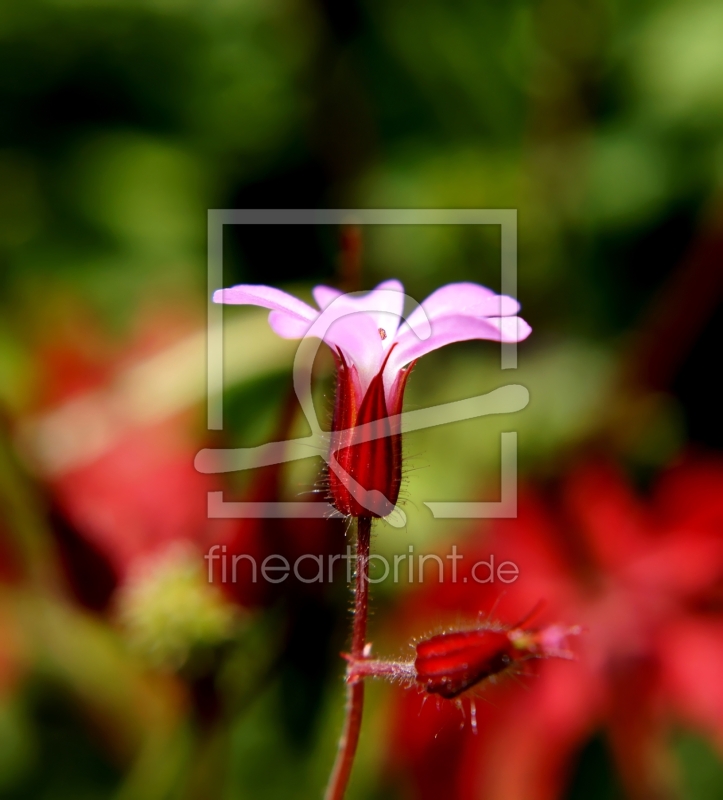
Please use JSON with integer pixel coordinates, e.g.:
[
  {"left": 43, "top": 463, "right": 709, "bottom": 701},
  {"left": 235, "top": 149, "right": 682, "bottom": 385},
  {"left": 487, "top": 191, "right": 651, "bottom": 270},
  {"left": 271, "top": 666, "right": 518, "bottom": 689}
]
[{"left": 213, "top": 280, "right": 531, "bottom": 517}]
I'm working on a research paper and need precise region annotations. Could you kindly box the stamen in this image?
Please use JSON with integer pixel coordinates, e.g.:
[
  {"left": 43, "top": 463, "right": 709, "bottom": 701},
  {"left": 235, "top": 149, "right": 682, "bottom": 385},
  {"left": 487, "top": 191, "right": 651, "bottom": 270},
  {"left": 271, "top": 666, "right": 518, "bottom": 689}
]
[{"left": 378, "top": 328, "right": 387, "bottom": 340}]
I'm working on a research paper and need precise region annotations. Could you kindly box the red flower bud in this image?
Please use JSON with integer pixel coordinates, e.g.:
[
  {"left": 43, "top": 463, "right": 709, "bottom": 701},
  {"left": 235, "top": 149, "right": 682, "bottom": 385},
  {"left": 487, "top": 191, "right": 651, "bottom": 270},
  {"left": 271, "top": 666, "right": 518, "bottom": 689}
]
[
  {"left": 414, "top": 628, "right": 516, "bottom": 699},
  {"left": 414, "top": 622, "right": 580, "bottom": 699},
  {"left": 327, "top": 347, "right": 414, "bottom": 518}
]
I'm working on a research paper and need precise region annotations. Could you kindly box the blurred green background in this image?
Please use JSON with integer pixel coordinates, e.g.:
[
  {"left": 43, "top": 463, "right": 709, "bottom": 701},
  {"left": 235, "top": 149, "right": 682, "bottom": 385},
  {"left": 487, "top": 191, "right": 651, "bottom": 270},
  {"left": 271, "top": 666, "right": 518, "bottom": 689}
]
[{"left": 1, "top": 0, "right": 723, "bottom": 798}]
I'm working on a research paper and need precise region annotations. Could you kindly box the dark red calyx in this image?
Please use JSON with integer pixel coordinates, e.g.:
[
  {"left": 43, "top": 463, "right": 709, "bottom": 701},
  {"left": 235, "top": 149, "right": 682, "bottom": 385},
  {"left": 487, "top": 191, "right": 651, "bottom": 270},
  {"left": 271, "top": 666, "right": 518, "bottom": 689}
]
[
  {"left": 328, "top": 348, "right": 405, "bottom": 518},
  {"left": 414, "top": 629, "right": 516, "bottom": 699}
]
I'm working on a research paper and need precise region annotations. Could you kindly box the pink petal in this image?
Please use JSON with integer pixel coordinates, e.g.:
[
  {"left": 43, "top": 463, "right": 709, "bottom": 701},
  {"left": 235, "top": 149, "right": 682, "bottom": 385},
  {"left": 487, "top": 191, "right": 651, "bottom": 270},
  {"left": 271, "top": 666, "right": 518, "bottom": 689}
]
[
  {"left": 212, "top": 284, "right": 318, "bottom": 324},
  {"left": 267, "top": 310, "right": 316, "bottom": 339},
  {"left": 319, "top": 279, "right": 406, "bottom": 342},
  {"left": 388, "top": 313, "right": 531, "bottom": 373},
  {"left": 312, "top": 285, "right": 343, "bottom": 310},
  {"left": 403, "top": 282, "right": 521, "bottom": 334},
  {"left": 306, "top": 307, "right": 384, "bottom": 391},
  {"left": 306, "top": 280, "right": 408, "bottom": 389},
  {"left": 356, "top": 279, "right": 406, "bottom": 336},
  {"left": 487, "top": 316, "right": 533, "bottom": 341}
]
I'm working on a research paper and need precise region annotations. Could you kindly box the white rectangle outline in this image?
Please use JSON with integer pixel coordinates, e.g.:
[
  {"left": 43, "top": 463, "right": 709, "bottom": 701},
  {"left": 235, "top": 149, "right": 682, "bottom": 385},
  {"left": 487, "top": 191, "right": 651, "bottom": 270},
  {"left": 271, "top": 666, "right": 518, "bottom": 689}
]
[{"left": 206, "top": 208, "right": 519, "bottom": 519}]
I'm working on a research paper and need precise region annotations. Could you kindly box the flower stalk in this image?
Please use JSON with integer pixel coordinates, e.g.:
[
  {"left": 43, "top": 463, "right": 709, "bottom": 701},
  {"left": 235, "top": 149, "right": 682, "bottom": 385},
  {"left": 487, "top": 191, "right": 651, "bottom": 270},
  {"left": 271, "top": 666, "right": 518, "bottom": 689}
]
[{"left": 324, "top": 515, "right": 372, "bottom": 800}]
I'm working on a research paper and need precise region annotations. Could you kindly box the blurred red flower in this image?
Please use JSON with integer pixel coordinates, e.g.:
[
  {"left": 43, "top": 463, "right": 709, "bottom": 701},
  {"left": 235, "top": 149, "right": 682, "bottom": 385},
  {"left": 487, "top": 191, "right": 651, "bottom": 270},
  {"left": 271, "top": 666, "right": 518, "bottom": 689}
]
[
  {"left": 386, "top": 454, "right": 723, "bottom": 800},
  {"left": 23, "top": 311, "right": 345, "bottom": 611}
]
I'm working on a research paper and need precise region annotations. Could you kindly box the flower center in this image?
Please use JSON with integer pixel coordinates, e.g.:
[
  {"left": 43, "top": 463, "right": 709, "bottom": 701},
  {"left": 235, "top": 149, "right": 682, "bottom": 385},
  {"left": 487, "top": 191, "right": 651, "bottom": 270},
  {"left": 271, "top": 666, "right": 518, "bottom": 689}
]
[{"left": 378, "top": 328, "right": 387, "bottom": 340}]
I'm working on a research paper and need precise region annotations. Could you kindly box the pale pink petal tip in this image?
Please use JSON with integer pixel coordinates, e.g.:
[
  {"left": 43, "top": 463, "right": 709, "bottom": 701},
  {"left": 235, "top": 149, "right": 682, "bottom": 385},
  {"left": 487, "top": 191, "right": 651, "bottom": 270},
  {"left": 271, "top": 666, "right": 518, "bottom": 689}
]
[
  {"left": 211, "top": 284, "right": 317, "bottom": 322},
  {"left": 495, "top": 316, "right": 532, "bottom": 342}
]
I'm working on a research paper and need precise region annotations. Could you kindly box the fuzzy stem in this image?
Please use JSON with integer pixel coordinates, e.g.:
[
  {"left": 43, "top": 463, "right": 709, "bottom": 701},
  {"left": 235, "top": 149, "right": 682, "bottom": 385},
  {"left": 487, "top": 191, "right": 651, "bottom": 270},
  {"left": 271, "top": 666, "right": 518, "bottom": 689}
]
[
  {"left": 324, "top": 515, "right": 372, "bottom": 800},
  {"left": 346, "top": 656, "right": 416, "bottom": 682}
]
